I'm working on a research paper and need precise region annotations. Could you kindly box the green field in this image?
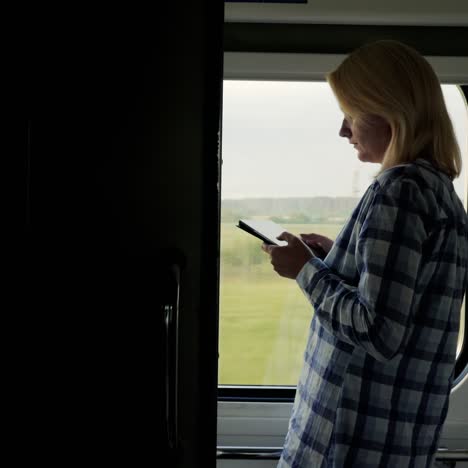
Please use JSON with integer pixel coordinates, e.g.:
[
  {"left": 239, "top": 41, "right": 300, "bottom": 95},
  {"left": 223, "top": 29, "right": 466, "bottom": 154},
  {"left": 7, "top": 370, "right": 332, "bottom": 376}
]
[{"left": 219, "top": 223, "right": 343, "bottom": 386}]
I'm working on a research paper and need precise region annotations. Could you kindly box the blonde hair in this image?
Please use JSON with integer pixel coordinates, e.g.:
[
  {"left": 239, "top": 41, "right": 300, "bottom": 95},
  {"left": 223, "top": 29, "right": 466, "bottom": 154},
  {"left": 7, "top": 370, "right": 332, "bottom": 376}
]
[{"left": 327, "top": 40, "right": 462, "bottom": 179}]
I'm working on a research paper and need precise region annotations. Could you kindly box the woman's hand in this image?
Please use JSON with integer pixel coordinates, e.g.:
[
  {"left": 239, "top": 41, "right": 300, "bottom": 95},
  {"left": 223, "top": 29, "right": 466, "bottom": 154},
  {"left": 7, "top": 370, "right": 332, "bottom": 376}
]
[
  {"left": 261, "top": 232, "right": 314, "bottom": 279},
  {"left": 299, "top": 233, "right": 334, "bottom": 259}
]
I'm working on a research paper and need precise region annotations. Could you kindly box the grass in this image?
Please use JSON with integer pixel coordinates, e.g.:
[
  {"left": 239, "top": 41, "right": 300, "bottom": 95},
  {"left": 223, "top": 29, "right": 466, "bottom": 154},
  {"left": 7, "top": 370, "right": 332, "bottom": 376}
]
[{"left": 219, "top": 223, "right": 343, "bottom": 385}]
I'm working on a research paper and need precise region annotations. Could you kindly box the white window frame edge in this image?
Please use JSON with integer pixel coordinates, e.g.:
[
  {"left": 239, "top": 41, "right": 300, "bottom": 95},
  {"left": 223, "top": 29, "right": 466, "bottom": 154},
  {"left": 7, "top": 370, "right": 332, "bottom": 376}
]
[
  {"left": 223, "top": 52, "right": 468, "bottom": 84},
  {"left": 219, "top": 53, "right": 468, "bottom": 451}
]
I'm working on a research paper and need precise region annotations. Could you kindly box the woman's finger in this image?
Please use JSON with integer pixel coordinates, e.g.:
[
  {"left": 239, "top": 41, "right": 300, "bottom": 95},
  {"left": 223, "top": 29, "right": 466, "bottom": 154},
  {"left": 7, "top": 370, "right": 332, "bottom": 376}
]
[
  {"left": 262, "top": 243, "right": 276, "bottom": 255},
  {"left": 300, "top": 233, "right": 322, "bottom": 242},
  {"left": 277, "top": 231, "right": 295, "bottom": 243}
]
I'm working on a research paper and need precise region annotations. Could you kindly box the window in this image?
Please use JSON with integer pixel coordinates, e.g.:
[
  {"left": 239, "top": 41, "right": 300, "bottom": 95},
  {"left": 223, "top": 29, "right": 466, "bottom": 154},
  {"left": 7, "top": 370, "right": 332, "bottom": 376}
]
[{"left": 219, "top": 80, "right": 468, "bottom": 390}]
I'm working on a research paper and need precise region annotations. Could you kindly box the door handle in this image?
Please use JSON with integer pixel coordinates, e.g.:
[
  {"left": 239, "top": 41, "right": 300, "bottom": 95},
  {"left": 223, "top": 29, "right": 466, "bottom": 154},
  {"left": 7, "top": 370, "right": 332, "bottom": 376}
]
[{"left": 163, "top": 263, "right": 181, "bottom": 450}]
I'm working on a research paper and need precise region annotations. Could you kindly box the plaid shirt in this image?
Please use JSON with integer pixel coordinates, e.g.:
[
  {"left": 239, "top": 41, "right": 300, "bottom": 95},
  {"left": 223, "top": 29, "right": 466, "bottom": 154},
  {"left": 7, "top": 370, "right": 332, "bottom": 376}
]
[{"left": 279, "top": 159, "right": 468, "bottom": 468}]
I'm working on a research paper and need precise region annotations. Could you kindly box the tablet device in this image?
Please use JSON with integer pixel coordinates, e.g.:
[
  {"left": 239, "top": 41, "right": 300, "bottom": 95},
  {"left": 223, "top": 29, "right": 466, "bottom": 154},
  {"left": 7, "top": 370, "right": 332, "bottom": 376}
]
[{"left": 237, "top": 219, "right": 288, "bottom": 246}]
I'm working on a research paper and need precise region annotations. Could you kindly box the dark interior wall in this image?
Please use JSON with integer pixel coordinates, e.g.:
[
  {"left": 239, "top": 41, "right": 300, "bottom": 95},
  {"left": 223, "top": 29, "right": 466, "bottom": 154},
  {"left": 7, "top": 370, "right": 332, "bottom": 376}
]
[
  {"left": 21, "top": 5, "right": 223, "bottom": 467},
  {"left": 224, "top": 23, "right": 468, "bottom": 55}
]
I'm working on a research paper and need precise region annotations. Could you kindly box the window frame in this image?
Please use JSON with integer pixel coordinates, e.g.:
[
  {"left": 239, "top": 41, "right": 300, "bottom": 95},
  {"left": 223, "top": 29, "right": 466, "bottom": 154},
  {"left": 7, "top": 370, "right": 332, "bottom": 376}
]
[{"left": 218, "top": 53, "right": 468, "bottom": 402}]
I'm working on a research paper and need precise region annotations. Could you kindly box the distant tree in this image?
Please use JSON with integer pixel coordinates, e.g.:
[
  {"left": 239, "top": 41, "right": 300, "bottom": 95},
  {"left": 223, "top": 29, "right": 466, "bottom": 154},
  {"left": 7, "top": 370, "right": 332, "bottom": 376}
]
[
  {"left": 221, "top": 209, "right": 243, "bottom": 223},
  {"left": 247, "top": 240, "right": 264, "bottom": 265},
  {"left": 270, "top": 212, "right": 314, "bottom": 224},
  {"left": 270, "top": 216, "right": 287, "bottom": 224},
  {"left": 289, "top": 212, "right": 312, "bottom": 224}
]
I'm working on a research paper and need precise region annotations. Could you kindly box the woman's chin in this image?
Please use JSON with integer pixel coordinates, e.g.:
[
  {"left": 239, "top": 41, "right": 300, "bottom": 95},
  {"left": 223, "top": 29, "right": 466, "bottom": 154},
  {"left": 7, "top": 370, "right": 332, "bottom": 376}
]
[
  {"left": 357, "top": 151, "right": 378, "bottom": 163},
  {"left": 357, "top": 151, "right": 367, "bottom": 162}
]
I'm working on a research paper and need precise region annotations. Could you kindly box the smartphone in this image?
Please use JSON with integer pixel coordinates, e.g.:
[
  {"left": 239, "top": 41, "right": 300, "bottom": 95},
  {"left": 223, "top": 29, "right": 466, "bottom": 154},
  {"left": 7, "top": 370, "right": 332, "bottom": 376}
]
[{"left": 237, "top": 219, "right": 287, "bottom": 246}]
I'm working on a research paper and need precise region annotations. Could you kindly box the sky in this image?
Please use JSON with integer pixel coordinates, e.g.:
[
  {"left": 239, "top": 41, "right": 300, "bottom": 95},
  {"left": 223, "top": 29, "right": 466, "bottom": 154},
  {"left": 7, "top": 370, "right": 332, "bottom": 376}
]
[{"left": 221, "top": 81, "right": 468, "bottom": 204}]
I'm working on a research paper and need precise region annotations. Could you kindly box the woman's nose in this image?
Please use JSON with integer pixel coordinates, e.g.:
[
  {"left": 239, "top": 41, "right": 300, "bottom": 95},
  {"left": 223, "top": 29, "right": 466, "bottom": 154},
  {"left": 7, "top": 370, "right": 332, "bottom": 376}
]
[{"left": 339, "top": 119, "right": 352, "bottom": 139}]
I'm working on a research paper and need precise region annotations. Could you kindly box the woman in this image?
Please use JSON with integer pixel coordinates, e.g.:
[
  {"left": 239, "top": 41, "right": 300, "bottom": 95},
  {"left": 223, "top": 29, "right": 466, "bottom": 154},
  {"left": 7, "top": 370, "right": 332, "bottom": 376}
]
[{"left": 262, "top": 40, "right": 468, "bottom": 468}]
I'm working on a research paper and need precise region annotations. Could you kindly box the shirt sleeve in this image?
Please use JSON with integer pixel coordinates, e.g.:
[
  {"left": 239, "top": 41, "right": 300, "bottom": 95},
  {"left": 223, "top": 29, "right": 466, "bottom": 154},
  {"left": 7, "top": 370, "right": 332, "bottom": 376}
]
[{"left": 296, "top": 178, "right": 427, "bottom": 362}]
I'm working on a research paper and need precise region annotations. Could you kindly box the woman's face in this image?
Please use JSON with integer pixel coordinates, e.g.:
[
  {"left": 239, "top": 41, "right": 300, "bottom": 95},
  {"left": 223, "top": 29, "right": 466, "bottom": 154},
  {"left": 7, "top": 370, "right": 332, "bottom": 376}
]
[{"left": 339, "top": 114, "right": 391, "bottom": 164}]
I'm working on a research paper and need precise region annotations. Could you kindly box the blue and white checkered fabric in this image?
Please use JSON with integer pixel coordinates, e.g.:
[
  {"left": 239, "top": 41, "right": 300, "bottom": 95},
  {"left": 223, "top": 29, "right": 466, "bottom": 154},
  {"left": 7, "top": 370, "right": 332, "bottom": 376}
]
[{"left": 279, "top": 159, "right": 468, "bottom": 468}]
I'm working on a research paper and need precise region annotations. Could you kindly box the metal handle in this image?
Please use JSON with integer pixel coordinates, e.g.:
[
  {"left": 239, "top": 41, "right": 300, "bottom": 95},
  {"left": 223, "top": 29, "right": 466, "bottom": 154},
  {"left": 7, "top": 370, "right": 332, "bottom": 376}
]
[
  {"left": 163, "top": 264, "right": 181, "bottom": 450},
  {"left": 216, "top": 446, "right": 468, "bottom": 461},
  {"left": 217, "top": 446, "right": 283, "bottom": 460}
]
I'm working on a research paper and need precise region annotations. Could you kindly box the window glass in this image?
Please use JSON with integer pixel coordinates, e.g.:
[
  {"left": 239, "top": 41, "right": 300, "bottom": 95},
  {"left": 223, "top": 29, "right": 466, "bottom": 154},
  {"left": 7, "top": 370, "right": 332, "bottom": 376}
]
[{"left": 219, "top": 81, "right": 468, "bottom": 386}]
